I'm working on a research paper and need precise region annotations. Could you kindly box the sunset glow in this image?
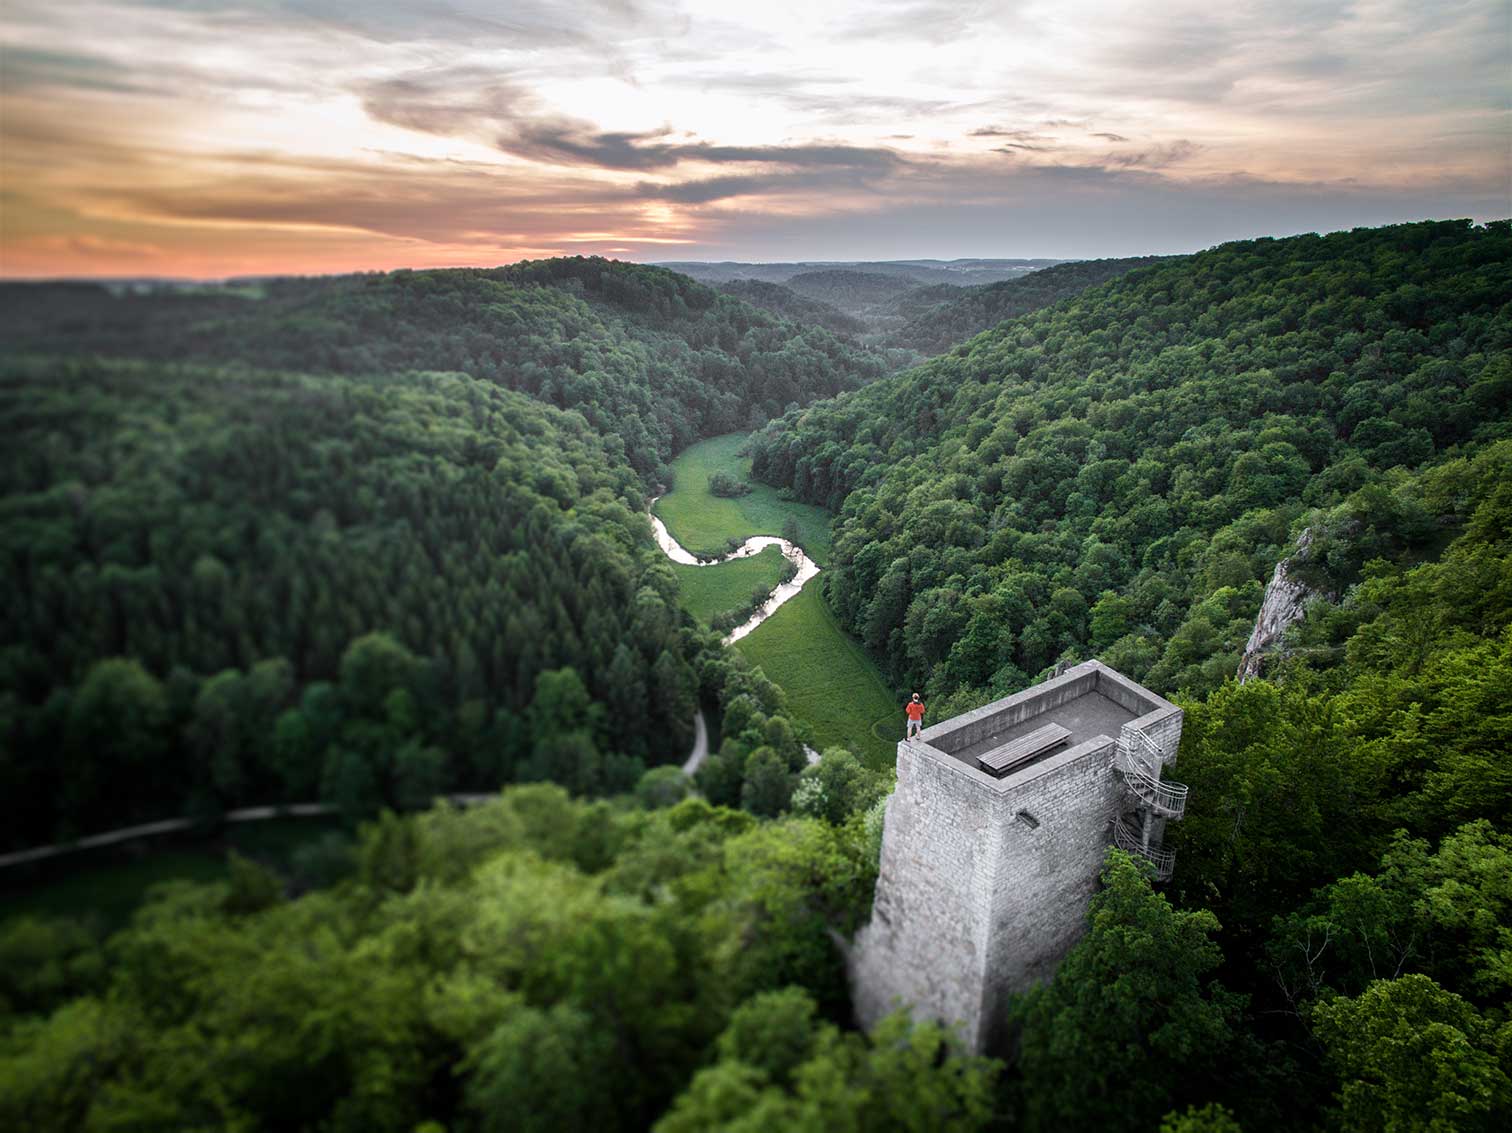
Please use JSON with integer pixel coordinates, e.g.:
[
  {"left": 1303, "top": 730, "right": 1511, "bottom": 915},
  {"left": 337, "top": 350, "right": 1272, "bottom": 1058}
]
[{"left": 1, "top": 0, "right": 1507, "bottom": 277}]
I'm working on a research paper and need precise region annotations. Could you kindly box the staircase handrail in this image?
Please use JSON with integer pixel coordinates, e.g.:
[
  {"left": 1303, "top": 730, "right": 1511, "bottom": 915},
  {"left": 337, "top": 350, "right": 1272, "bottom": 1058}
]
[
  {"left": 1112, "top": 816, "right": 1176, "bottom": 880},
  {"left": 1123, "top": 759, "right": 1188, "bottom": 818}
]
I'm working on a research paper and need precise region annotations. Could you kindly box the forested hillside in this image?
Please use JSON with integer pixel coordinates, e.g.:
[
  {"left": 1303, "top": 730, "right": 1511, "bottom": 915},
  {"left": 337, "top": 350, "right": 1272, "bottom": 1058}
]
[
  {"left": 713, "top": 279, "right": 868, "bottom": 337},
  {"left": 0, "top": 356, "right": 817, "bottom": 849},
  {"left": 3, "top": 222, "right": 1511, "bottom": 1132},
  {"left": 0, "top": 258, "right": 886, "bottom": 480},
  {"left": 882, "top": 254, "right": 1172, "bottom": 356},
  {"left": 751, "top": 219, "right": 1512, "bottom": 702},
  {"left": 5, "top": 458, "right": 1508, "bottom": 1128},
  {"left": 781, "top": 270, "right": 922, "bottom": 317}
]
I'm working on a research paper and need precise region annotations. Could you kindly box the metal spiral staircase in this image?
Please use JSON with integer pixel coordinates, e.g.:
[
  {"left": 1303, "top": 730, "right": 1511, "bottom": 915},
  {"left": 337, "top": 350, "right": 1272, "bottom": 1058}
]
[
  {"left": 1114, "top": 726, "right": 1187, "bottom": 881},
  {"left": 1113, "top": 816, "right": 1176, "bottom": 881}
]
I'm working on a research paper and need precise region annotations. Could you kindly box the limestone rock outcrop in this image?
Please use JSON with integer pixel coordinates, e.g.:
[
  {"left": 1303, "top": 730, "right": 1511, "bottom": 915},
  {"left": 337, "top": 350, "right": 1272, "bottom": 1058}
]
[{"left": 1238, "top": 529, "right": 1327, "bottom": 682}]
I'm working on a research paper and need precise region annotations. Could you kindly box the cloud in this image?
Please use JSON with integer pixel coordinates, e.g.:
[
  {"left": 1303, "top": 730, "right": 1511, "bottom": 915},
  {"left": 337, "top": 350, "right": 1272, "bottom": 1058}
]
[
  {"left": 96, "top": 159, "right": 638, "bottom": 245},
  {"left": 22, "top": 233, "right": 165, "bottom": 259},
  {"left": 636, "top": 157, "right": 905, "bottom": 203},
  {"left": 363, "top": 68, "right": 907, "bottom": 173},
  {"left": 125, "top": 0, "right": 660, "bottom": 48},
  {"left": 832, "top": 0, "right": 1013, "bottom": 46},
  {"left": 2, "top": 0, "right": 1506, "bottom": 278},
  {"left": 1098, "top": 139, "right": 1202, "bottom": 169},
  {"left": 970, "top": 127, "right": 1050, "bottom": 140},
  {"left": 0, "top": 47, "right": 166, "bottom": 95}
]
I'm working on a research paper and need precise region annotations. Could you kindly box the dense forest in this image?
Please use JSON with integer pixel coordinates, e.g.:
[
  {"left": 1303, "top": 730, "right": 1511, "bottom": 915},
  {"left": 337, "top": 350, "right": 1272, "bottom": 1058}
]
[
  {"left": 0, "top": 337, "right": 856, "bottom": 849},
  {"left": 780, "top": 269, "right": 923, "bottom": 317},
  {"left": 714, "top": 279, "right": 868, "bottom": 337},
  {"left": 881, "top": 254, "right": 1173, "bottom": 356},
  {"left": 659, "top": 258, "right": 1059, "bottom": 287},
  {"left": 751, "top": 220, "right": 1512, "bottom": 702},
  {"left": 4, "top": 222, "right": 1511, "bottom": 1130},
  {"left": 5, "top": 477, "right": 1508, "bottom": 1127},
  {"left": 0, "top": 258, "right": 887, "bottom": 481},
  {"left": 702, "top": 258, "right": 1169, "bottom": 358}
]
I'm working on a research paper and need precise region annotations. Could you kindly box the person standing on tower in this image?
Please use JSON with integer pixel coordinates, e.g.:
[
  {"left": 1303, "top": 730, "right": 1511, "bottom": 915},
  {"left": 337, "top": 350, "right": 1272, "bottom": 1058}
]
[{"left": 905, "top": 692, "right": 926, "bottom": 739}]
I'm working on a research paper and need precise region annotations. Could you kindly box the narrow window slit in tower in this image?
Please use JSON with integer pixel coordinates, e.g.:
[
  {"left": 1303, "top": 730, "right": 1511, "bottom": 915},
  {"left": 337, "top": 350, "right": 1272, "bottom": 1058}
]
[{"left": 1015, "top": 809, "right": 1040, "bottom": 830}]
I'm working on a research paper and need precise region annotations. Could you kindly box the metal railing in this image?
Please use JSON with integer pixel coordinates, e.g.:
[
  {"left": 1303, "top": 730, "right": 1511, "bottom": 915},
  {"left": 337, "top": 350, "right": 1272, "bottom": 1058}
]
[
  {"left": 1121, "top": 727, "right": 1188, "bottom": 819},
  {"left": 1112, "top": 816, "right": 1176, "bottom": 881}
]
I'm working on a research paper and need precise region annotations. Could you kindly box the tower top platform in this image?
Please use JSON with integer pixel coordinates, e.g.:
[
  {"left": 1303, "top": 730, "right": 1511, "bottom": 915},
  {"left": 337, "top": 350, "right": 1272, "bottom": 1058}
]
[{"left": 910, "top": 659, "right": 1181, "bottom": 792}]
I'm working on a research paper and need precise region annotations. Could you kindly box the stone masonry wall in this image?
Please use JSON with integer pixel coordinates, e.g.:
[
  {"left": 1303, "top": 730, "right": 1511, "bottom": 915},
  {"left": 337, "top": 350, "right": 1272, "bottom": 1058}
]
[
  {"left": 978, "top": 736, "right": 1123, "bottom": 1049},
  {"left": 852, "top": 732, "right": 1128, "bottom": 1050},
  {"left": 851, "top": 738, "right": 1000, "bottom": 1039},
  {"left": 852, "top": 661, "right": 1185, "bottom": 1054}
]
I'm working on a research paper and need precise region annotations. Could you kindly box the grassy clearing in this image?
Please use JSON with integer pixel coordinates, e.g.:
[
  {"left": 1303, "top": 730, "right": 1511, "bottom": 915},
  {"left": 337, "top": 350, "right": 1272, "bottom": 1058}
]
[
  {"left": 654, "top": 433, "right": 834, "bottom": 565},
  {"left": 736, "top": 584, "right": 901, "bottom": 771},
  {"left": 0, "top": 817, "right": 344, "bottom": 930},
  {"left": 672, "top": 545, "right": 789, "bottom": 625}
]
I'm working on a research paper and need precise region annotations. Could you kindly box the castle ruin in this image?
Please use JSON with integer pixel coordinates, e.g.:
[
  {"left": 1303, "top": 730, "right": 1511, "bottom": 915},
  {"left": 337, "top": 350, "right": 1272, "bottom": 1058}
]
[{"left": 850, "top": 660, "right": 1186, "bottom": 1053}]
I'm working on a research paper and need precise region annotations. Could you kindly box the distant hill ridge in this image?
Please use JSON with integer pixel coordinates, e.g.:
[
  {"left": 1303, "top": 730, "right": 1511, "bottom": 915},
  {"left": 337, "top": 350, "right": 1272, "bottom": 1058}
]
[
  {"left": 713, "top": 278, "right": 868, "bottom": 337},
  {"left": 0, "top": 256, "right": 888, "bottom": 481},
  {"left": 882, "top": 255, "right": 1174, "bottom": 355},
  {"left": 657, "top": 257, "right": 1063, "bottom": 287}
]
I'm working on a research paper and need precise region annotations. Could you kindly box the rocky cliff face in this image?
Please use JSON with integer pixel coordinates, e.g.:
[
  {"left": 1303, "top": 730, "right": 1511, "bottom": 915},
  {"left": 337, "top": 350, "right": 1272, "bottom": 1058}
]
[{"left": 1238, "top": 529, "right": 1326, "bottom": 682}]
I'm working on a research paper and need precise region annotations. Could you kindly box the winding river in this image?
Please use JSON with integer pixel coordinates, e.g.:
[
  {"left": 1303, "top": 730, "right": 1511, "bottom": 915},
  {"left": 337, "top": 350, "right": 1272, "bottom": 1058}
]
[
  {"left": 650, "top": 501, "right": 823, "bottom": 772},
  {"left": 648, "top": 502, "right": 820, "bottom": 645}
]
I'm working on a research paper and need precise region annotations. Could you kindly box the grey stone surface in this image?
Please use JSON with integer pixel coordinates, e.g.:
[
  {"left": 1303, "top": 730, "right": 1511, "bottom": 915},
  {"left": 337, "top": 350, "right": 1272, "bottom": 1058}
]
[
  {"left": 1239, "top": 528, "right": 1328, "bottom": 682},
  {"left": 850, "top": 660, "right": 1184, "bottom": 1053},
  {"left": 951, "top": 691, "right": 1134, "bottom": 766}
]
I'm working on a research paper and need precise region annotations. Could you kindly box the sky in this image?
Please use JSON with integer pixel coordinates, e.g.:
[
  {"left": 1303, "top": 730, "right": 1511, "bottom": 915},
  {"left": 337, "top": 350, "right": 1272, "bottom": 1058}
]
[{"left": 1, "top": 0, "right": 1508, "bottom": 278}]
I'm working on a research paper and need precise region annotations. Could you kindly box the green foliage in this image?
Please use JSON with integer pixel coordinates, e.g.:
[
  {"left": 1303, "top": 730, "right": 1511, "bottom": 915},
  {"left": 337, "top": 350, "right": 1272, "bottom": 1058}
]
[
  {"left": 0, "top": 916, "right": 103, "bottom": 1017},
  {"left": 750, "top": 220, "right": 1512, "bottom": 701},
  {"left": 1158, "top": 1103, "right": 1245, "bottom": 1133},
  {"left": 714, "top": 986, "right": 819, "bottom": 1086},
  {"left": 714, "top": 279, "right": 869, "bottom": 337},
  {"left": 1311, "top": 974, "right": 1512, "bottom": 1132},
  {"left": 883, "top": 255, "right": 1170, "bottom": 356},
  {"left": 0, "top": 787, "right": 889, "bottom": 1132},
  {"left": 1269, "top": 821, "right": 1512, "bottom": 1010},
  {"left": 1011, "top": 851, "right": 1251, "bottom": 1133},
  {"left": 657, "top": 997, "right": 1001, "bottom": 1133},
  {"left": 1165, "top": 676, "right": 1379, "bottom": 944},
  {"left": 465, "top": 1000, "right": 620, "bottom": 1133},
  {"left": 741, "top": 746, "right": 795, "bottom": 817},
  {"left": 790, "top": 748, "right": 887, "bottom": 825},
  {"left": 0, "top": 258, "right": 886, "bottom": 479},
  {"left": 636, "top": 764, "right": 692, "bottom": 809},
  {"left": 0, "top": 357, "right": 720, "bottom": 845},
  {"left": 222, "top": 851, "right": 284, "bottom": 916},
  {"left": 708, "top": 468, "right": 753, "bottom": 497}
]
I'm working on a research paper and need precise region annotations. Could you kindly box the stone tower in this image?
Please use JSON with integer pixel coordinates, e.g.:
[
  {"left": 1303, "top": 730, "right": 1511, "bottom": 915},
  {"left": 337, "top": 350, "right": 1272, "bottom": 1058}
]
[{"left": 850, "top": 660, "right": 1186, "bottom": 1053}]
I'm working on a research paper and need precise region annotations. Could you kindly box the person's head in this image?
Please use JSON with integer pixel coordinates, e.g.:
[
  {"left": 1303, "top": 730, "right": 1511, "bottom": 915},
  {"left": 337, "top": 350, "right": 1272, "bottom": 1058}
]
[{"left": 911, "top": 693, "right": 920, "bottom": 702}]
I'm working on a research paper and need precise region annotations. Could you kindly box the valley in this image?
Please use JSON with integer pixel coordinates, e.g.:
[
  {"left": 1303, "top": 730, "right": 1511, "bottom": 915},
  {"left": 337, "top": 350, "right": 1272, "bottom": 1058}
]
[
  {"left": 3, "top": 220, "right": 1509, "bottom": 1133},
  {"left": 653, "top": 433, "right": 897, "bottom": 767}
]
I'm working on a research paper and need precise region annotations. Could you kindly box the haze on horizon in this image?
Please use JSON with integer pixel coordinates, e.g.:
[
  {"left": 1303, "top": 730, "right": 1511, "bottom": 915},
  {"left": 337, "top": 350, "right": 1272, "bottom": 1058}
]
[{"left": 1, "top": 0, "right": 1507, "bottom": 279}]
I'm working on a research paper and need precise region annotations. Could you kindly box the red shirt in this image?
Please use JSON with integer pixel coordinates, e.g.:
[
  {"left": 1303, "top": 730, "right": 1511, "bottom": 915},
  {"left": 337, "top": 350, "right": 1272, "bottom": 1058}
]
[{"left": 906, "top": 701, "right": 926, "bottom": 721}]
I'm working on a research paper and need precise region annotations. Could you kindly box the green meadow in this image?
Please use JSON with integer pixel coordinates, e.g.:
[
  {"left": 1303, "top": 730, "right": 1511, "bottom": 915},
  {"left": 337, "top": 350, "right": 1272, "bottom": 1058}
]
[
  {"left": 671, "top": 545, "right": 789, "bottom": 626},
  {"left": 654, "top": 433, "right": 834, "bottom": 564},
  {"left": 736, "top": 584, "right": 900, "bottom": 771},
  {"left": 657, "top": 432, "right": 897, "bottom": 769}
]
